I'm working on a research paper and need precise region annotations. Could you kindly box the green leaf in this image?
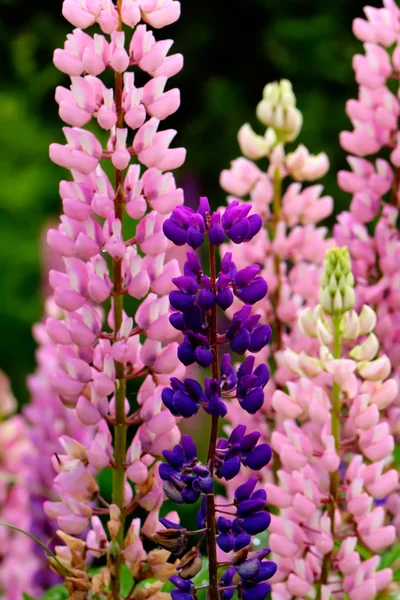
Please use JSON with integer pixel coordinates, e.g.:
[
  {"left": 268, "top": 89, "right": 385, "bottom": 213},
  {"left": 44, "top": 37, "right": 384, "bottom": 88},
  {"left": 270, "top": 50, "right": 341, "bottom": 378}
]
[
  {"left": 393, "top": 567, "right": 400, "bottom": 582},
  {"left": 121, "top": 564, "right": 134, "bottom": 597},
  {"left": 379, "top": 544, "right": 400, "bottom": 569},
  {"left": 23, "top": 594, "right": 35, "bottom": 600},
  {"left": 40, "top": 585, "right": 68, "bottom": 600}
]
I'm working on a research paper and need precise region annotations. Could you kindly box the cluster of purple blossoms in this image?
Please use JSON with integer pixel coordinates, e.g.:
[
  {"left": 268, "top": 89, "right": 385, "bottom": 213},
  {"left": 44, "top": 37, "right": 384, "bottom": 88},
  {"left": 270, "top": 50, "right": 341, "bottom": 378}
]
[{"left": 157, "top": 197, "right": 276, "bottom": 600}]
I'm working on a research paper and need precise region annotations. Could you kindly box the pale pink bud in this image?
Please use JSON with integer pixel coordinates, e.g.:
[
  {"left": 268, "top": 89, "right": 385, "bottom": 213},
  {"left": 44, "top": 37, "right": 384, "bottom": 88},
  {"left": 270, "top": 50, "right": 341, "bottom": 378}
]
[
  {"left": 109, "top": 32, "right": 130, "bottom": 73},
  {"left": 357, "top": 355, "right": 391, "bottom": 381},
  {"left": 76, "top": 395, "right": 102, "bottom": 425},
  {"left": 238, "top": 124, "right": 270, "bottom": 160}
]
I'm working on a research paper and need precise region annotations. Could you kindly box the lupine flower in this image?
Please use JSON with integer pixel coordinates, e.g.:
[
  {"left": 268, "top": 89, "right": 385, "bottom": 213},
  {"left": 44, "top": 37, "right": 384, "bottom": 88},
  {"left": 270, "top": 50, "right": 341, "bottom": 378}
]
[
  {"left": 266, "top": 248, "right": 398, "bottom": 598},
  {"left": 42, "top": 0, "right": 188, "bottom": 594},
  {"left": 160, "top": 197, "right": 275, "bottom": 599}
]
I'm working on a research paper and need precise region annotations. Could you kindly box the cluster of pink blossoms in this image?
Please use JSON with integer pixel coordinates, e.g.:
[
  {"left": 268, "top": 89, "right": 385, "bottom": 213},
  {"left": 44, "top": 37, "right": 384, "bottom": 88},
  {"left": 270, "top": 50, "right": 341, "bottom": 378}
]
[
  {"left": 267, "top": 248, "right": 398, "bottom": 600},
  {"left": 0, "top": 374, "right": 40, "bottom": 600},
  {"left": 219, "top": 80, "right": 332, "bottom": 437},
  {"left": 336, "top": 0, "right": 400, "bottom": 433},
  {"left": 41, "top": 0, "right": 189, "bottom": 596}
]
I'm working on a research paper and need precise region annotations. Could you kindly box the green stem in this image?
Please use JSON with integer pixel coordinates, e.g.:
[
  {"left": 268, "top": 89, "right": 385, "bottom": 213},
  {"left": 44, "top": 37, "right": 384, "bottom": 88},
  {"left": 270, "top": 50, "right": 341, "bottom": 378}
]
[
  {"left": 206, "top": 240, "right": 220, "bottom": 600},
  {"left": 0, "top": 521, "right": 68, "bottom": 577},
  {"left": 109, "top": 29, "right": 126, "bottom": 595},
  {"left": 317, "top": 315, "right": 342, "bottom": 600},
  {"left": 272, "top": 168, "right": 283, "bottom": 351}
]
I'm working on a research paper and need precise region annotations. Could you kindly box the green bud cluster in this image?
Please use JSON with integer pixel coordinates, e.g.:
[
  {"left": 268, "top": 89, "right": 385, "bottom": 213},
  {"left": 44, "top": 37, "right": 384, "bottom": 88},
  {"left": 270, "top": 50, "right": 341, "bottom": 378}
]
[
  {"left": 256, "top": 79, "right": 302, "bottom": 144},
  {"left": 319, "top": 247, "right": 355, "bottom": 315}
]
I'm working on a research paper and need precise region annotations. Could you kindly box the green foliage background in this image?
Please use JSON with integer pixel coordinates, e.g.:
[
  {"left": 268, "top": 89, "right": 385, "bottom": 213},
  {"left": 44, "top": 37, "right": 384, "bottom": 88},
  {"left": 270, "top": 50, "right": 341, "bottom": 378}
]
[{"left": 0, "top": 0, "right": 380, "bottom": 402}]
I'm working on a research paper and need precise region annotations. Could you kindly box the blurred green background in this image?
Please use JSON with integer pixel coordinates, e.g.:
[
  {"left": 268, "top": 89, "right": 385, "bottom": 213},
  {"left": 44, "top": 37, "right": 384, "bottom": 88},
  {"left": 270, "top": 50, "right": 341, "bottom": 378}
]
[{"left": 0, "top": 0, "right": 380, "bottom": 403}]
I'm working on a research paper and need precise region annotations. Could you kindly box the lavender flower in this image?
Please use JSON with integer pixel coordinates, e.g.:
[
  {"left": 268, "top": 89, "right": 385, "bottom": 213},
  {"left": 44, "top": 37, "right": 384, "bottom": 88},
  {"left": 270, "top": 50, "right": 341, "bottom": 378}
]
[{"left": 159, "top": 197, "right": 276, "bottom": 600}]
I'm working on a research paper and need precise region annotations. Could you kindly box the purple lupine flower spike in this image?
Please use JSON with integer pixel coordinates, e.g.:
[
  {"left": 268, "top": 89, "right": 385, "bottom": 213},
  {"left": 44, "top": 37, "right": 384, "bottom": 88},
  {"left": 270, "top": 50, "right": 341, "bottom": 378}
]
[{"left": 160, "top": 197, "right": 276, "bottom": 600}]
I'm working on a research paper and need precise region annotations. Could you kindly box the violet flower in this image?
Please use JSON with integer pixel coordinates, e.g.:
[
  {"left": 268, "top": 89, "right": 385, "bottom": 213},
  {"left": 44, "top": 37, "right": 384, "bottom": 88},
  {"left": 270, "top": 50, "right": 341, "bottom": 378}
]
[{"left": 160, "top": 197, "right": 276, "bottom": 600}]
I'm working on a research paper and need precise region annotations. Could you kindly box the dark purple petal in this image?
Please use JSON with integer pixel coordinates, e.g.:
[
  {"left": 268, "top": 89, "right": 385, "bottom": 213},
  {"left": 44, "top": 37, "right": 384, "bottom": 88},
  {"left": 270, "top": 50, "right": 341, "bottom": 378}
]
[
  {"left": 220, "top": 455, "right": 241, "bottom": 480},
  {"left": 181, "top": 487, "right": 201, "bottom": 504},
  {"left": 235, "top": 478, "right": 258, "bottom": 502},
  {"left": 184, "top": 379, "right": 204, "bottom": 402},
  {"left": 237, "top": 496, "right": 266, "bottom": 518},
  {"left": 239, "top": 388, "right": 264, "bottom": 414},
  {"left": 239, "top": 431, "right": 261, "bottom": 453},
  {"left": 237, "top": 278, "right": 268, "bottom": 305},
  {"left": 255, "top": 561, "right": 277, "bottom": 582},
  {"left": 236, "top": 558, "right": 261, "bottom": 580},
  {"left": 173, "top": 391, "right": 199, "bottom": 418},
  {"left": 196, "top": 289, "right": 215, "bottom": 311},
  {"left": 244, "top": 214, "right": 262, "bottom": 240},
  {"left": 170, "top": 312, "right": 185, "bottom": 331},
  {"left": 217, "top": 517, "right": 232, "bottom": 533},
  {"left": 159, "top": 462, "right": 176, "bottom": 481},
  {"left": 198, "top": 196, "right": 211, "bottom": 217},
  {"left": 169, "top": 290, "right": 195, "bottom": 312},
  {"left": 220, "top": 353, "right": 237, "bottom": 390},
  {"left": 163, "top": 444, "right": 186, "bottom": 468},
  {"left": 181, "top": 434, "right": 197, "bottom": 460},
  {"left": 237, "top": 356, "right": 256, "bottom": 379},
  {"left": 216, "top": 288, "right": 234, "bottom": 310},
  {"left": 187, "top": 226, "right": 204, "bottom": 249},
  {"left": 170, "top": 576, "right": 194, "bottom": 592},
  {"left": 209, "top": 224, "right": 226, "bottom": 246},
  {"left": 228, "top": 424, "right": 246, "bottom": 445},
  {"left": 161, "top": 387, "right": 176, "bottom": 414},
  {"left": 184, "top": 251, "right": 202, "bottom": 276},
  {"left": 229, "top": 328, "right": 251, "bottom": 354},
  {"left": 178, "top": 343, "right": 195, "bottom": 366},
  {"left": 254, "top": 363, "right": 270, "bottom": 387},
  {"left": 217, "top": 532, "right": 234, "bottom": 553},
  {"left": 227, "top": 220, "right": 250, "bottom": 243},
  {"left": 235, "top": 265, "right": 260, "bottom": 288},
  {"left": 183, "top": 306, "right": 203, "bottom": 332},
  {"left": 233, "top": 531, "right": 252, "bottom": 550},
  {"left": 173, "top": 276, "right": 199, "bottom": 294},
  {"left": 243, "top": 444, "right": 272, "bottom": 470},
  {"left": 242, "top": 582, "right": 271, "bottom": 600},
  {"left": 163, "top": 219, "right": 188, "bottom": 245},
  {"left": 241, "top": 511, "right": 271, "bottom": 535},
  {"left": 194, "top": 347, "right": 213, "bottom": 368},
  {"left": 248, "top": 325, "right": 272, "bottom": 352},
  {"left": 159, "top": 518, "right": 185, "bottom": 530}
]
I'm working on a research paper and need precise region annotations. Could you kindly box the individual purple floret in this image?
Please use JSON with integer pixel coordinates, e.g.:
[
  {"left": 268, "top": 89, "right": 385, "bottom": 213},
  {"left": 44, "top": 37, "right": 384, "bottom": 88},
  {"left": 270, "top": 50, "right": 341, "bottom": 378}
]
[
  {"left": 163, "top": 197, "right": 262, "bottom": 249},
  {"left": 160, "top": 196, "right": 275, "bottom": 600}
]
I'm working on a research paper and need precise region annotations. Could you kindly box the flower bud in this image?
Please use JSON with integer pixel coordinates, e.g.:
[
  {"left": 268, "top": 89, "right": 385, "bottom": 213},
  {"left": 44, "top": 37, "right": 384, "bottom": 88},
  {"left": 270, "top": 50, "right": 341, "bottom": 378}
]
[
  {"left": 358, "top": 304, "right": 377, "bottom": 335},
  {"left": 237, "top": 124, "right": 271, "bottom": 160},
  {"left": 176, "top": 547, "right": 202, "bottom": 580},
  {"left": 320, "top": 247, "right": 355, "bottom": 315},
  {"left": 298, "top": 307, "right": 318, "bottom": 338},
  {"left": 153, "top": 528, "right": 187, "bottom": 554},
  {"left": 316, "top": 318, "right": 333, "bottom": 345},
  {"left": 341, "top": 310, "right": 360, "bottom": 340},
  {"left": 349, "top": 333, "right": 379, "bottom": 362},
  {"left": 256, "top": 79, "right": 302, "bottom": 143}
]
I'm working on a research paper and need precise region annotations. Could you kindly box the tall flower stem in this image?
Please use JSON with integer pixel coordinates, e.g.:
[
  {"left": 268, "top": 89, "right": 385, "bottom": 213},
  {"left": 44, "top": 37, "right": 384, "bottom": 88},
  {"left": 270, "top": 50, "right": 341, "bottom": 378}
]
[
  {"left": 206, "top": 241, "right": 220, "bottom": 600},
  {"left": 271, "top": 168, "right": 283, "bottom": 350},
  {"left": 110, "top": 6, "right": 127, "bottom": 595},
  {"left": 317, "top": 315, "right": 342, "bottom": 599}
]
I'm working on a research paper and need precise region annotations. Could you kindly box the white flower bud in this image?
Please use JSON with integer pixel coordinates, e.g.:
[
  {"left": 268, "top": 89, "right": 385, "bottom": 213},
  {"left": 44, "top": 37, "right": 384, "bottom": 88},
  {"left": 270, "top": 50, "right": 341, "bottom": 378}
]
[
  {"left": 316, "top": 319, "right": 333, "bottom": 345},
  {"left": 298, "top": 307, "right": 318, "bottom": 338},
  {"left": 341, "top": 310, "right": 360, "bottom": 340},
  {"left": 350, "top": 333, "right": 380, "bottom": 362},
  {"left": 358, "top": 305, "right": 377, "bottom": 335},
  {"left": 256, "top": 79, "right": 302, "bottom": 142},
  {"left": 238, "top": 124, "right": 270, "bottom": 160},
  {"left": 357, "top": 355, "right": 391, "bottom": 382}
]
